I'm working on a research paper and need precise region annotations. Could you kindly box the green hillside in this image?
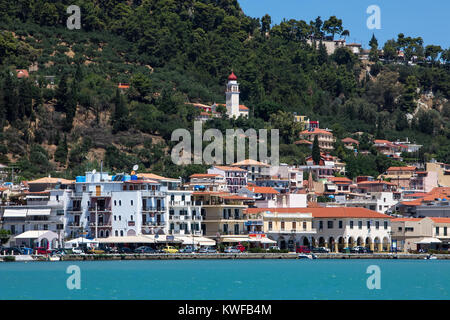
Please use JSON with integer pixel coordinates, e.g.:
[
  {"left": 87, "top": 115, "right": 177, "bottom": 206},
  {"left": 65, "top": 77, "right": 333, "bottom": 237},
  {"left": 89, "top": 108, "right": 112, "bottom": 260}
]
[{"left": 0, "top": 0, "right": 449, "bottom": 181}]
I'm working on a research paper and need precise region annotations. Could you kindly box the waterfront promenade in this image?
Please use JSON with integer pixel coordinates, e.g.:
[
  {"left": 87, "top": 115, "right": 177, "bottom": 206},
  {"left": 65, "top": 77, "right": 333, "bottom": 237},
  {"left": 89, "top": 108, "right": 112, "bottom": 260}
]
[{"left": 2, "top": 252, "right": 450, "bottom": 261}]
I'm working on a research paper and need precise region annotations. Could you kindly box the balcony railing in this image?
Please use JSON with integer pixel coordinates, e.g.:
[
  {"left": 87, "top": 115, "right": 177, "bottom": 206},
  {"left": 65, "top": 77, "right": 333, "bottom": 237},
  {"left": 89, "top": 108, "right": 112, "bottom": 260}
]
[
  {"left": 266, "top": 228, "right": 317, "bottom": 234},
  {"left": 142, "top": 206, "right": 166, "bottom": 212},
  {"left": 88, "top": 207, "right": 111, "bottom": 212},
  {"left": 89, "top": 222, "right": 112, "bottom": 227},
  {"left": 142, "top": 221, "right": 165, "bottom": 227}
]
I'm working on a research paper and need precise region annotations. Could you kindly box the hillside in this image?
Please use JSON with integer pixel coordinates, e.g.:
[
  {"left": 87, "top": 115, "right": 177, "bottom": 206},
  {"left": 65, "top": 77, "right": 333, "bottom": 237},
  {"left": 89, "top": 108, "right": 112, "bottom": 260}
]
[{"left": 0, "top": 0, "right": 449, "bottom": 181}]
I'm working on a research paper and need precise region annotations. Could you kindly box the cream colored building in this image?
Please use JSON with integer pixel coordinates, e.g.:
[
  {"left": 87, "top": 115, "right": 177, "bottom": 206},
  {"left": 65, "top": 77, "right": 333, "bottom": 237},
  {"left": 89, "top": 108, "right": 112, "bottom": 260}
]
[
  {"left": 391, "top": 217, "right": 450, "bottom": 252},
  {"left": 426, "top": 162, "right": 450, "bottom": 187}
]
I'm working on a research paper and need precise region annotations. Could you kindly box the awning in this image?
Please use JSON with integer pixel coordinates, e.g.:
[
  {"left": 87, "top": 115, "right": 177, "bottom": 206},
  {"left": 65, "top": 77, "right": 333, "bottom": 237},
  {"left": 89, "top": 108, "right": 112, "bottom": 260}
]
[
  {"left": 175, "top": 236, "right": 216, "bottom": 246},
  {"left": 95, "top": 235, "right": 156, "bottom": 244},
  {"left": 3, "top": 209, "right": 27, "bottom": 218},
  {"left": 221, "top": 237, "right": 250, "bottom": 243},
  {"left": 415, "top": 237, "right": 442, "bottom": 244},
  {"left": 27, "top": 209, "right": 51, "bottom": 216},
  {"left": 259, "top": 238, "right": 277, "bottom": 244},
  {"left": 15, "top": 230, "right": 58, "bottom": 240},
  {"left": 145, "top": 235, "right": 182, "bottom": 243}
]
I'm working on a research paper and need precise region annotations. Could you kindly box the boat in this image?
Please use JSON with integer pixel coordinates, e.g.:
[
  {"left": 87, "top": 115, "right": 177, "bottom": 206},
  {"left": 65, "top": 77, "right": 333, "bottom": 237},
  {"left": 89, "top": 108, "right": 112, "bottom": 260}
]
[
  {"left": 298, "top": 253, "right": 317, "bottom": 260},
  {"left": 48, "top": 256, "right": 61, "bottom": 261},
  {"left": 424, "top": 254, "right": 437, "bottom": 260}
]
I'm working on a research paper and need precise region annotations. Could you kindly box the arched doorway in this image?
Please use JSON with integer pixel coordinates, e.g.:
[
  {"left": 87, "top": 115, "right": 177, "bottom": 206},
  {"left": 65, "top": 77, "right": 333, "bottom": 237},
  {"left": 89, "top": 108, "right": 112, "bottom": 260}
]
[
  {"left": 302, "top": 237, "right": 310, "bottom": 247},
  {"left": 348, "top": 237, "right": 355, "bottom": 248},
  {"left": 374, "top": 237, "right": 381, "bottom": 252},
  {"left": 338, "top": 237, "right": 345, "bottom": 252},
  {"left": 382, "top": 237, "right": 390, "bottom": 252},
  {"left": 311, "top": 237, "right": 316, "bottom": 248},
  {"left": 357, "top": 237, "right": 364, "bottom": 246},
  {"left": 288, "top": 237, "right": 295, "bottom": 252},
  {"left": 127, "top": 229, "right": 136, "bottom": 236},
  {"left": 365, "top": 237, "right": 373, "bottom": 251},
  {"left": 328, "top": 237, "right": 335, "bottom": 252},
  {"left": 278, "top": 236, "right": 286, "bottom": 250},
  {"left": 318, "top": 237, "right": 326, "bottom": 248}
]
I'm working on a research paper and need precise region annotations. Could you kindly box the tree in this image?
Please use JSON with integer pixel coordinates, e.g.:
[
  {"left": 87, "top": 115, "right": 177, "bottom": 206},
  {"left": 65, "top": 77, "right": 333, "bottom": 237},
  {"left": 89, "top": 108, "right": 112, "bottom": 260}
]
[
  {"left": 0, "top": 229, "right": 11, "bottom": 245},
  {"left": 341, "top": 29, "right": 350, "bottom": 40},
  {"left": 312, "top": 135, "right": 321, "bottom": 165},
  {"left": 323, "top": 16, "right": 343, "bottom": 40},
  {"left": 261, "top": 14, "right": 271, "bottom": 35},
  {"left": 369, "top": 34, "right": 379, "bottom": 62},
  {"left": 54, "top": 134, "right": 68, "bottom": 164},
  {"left": 112, "top": 89, "right": 129, "bottom": 133},
  {"left": 399, "top": 76, "right": 418, "bottom": 112},
  {"left": 317, "top": 40, "right": 328, "bottom": 64},
  {"left": 425, "top": 45, "right": 442, "bottom": 64},
  {"left": 383, "top": 39, "right": 398, "bottom": 61}
]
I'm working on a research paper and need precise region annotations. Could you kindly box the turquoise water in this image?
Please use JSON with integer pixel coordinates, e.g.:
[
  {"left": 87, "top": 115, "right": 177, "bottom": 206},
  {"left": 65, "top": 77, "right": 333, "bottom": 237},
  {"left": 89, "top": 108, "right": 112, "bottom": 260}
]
[{"left": 0, "top": 259, "right": 449, "bottom": 300}]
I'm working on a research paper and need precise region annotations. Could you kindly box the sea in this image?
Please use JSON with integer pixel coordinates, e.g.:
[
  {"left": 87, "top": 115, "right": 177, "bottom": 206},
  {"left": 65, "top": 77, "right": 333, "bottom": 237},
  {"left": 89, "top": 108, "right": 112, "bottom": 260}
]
[{"left": 0, "top": 259, "right": 449, "bottom": 300}]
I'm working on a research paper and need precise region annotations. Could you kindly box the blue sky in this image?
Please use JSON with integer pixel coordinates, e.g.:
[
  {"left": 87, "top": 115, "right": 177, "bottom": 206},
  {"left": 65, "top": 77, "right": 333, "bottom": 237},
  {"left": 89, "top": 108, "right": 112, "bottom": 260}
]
[{"left": 239, "top": 0, "right": 449, "bottom": 49}]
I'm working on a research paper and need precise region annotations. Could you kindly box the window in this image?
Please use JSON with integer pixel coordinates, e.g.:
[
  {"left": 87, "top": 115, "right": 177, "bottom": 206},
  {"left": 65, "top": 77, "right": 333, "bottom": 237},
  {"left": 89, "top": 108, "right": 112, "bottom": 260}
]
[
  {"left": 57, "top": 224, "right": 64, "bottom": 230},
  {"left": 376, "top": 221, "right": 380, "bottom": 229},
  {"left": 181, "top": 195, "right": 185, "bottom": 201},
  {"left": 44, "top": 224, "right": 48, "bottom": 230},
  {"left": 131, "top": 200, "right": 134, "bottom": 206},
  {"left": 114, "top": 215, "right": 116, "bottom": 221},
  {"left": 398, "top": 227, "right": 402, "bottom": 231},
  {"left": 223, "top": 209, "right": 228, "bottom": 219},
  {"left": 303, "top": 222, "right": 307, "bottom": 230},
  {"left": 445, "top": 227, "right": 448, "bottom": 236},
  {"left": 436, "top": 227, "right": 440, "bottom": 236},
  {"left": 234, "top": 209, "right": 240, "bottom": 219},
  {"left": 405, "top": 227, "right": 414, "bottom": 232},
  {"left": 234, "top": 224, "right": 239, "bottom": 234},
  {"left": 319, "top": 221, "right": 323, "bottom": 230},
  {"left": 119, "top": 200, "right": 122, "bottom": 206},
  {"left": 367, "top": 221, "right": 371, "bottom": 229},
  {"left": 350, "top": 221, "right": 354, "bottom": 229},
  {"left": 114, "top": 200, "right": 117, "bottom": 206},
  {"left": 292, "top": 222, "right": 296, "bottom": 230},
  {"left": 115, "top": 230, "right": 118, "bottom": 236},
  {"left": 384, "top": 221, "right": 388, "bottom": 230},
  {"left": 338, "top": 221, "right": 343, "bottom": 229},
  {"left": 268, "top": 221, "right": 273, "bottom": 231},
  {"left": 119, "top": 216, "right": 121, "bottom": 221},
  {"left": 169, "top": 209, "right": 174, "bottom": 215},
  {"left": 358, "top": 221, "right": 362, "bottom": 229},
  {"left": 131, "top": 215, "right": 134, "bottom": 221},
  {"left": 223, "top": 224, "right": 228, "bottom": 234},
  {"left": 281, "top": 221, "right": 285, "bottom": 231},
  {"left": 120, "top": 230, "right": 123, "bottom": 236},
  {"left": 327, "top": 221, "right": 333, "bottom": 229}
]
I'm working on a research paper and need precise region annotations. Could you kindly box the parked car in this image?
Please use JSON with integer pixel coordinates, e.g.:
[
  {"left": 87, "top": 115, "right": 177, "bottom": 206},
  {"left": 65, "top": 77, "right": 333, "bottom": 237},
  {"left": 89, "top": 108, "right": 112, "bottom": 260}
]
[
  {"left": 296, "top": 246, "right": 311, "bottom": 254},
  {"left": 266, "top": 246, "right": 280, "bottom": 251},
  {"left": 162, "top": 246, "right": 179, "bottom": 253},
  {"left": 134, "top": 246, "right": 157, "bottom": 254},
  {"left": 179, "top": 246, "right": 197, "bottom": 253},
  {"left": 312, "top": 247, "right": 330, "bottom": 253},
  {"left": 198, "top": 246, "right": 216, "bottom": 253},
  {"left": 224, "top": 246, "right": 241, "bottom": 253},
  {"left": 35, "top": 247, "right": 52, "bottom": 255},
  {"left": 353, "top": 246, "right": 373, "bottom": 254},
  {"left": 118, "top": 247, "right": 132, "bottom": 254},
  {"left": 236, "top": 244, "right": 246, "bottom": 252}
]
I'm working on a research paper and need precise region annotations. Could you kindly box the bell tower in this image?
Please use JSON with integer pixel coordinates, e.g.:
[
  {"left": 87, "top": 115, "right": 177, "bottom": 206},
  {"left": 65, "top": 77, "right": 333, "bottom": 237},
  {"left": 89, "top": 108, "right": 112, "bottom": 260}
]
[{"left": 225, "top": 71, "right": 239, "bottom": 117}]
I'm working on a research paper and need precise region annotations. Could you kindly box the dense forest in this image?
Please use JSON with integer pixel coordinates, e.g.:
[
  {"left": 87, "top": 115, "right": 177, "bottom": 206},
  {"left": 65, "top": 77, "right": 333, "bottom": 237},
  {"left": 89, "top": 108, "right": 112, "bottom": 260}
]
[{"left": 0, "top": 0, "right": 449, "bottom": 181}]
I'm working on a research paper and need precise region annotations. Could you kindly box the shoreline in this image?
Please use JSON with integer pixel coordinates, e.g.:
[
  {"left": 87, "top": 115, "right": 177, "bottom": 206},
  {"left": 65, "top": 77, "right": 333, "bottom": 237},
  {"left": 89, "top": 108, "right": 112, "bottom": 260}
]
[{"left": 1, "top": 252, "right": 450, "bottom": 262}]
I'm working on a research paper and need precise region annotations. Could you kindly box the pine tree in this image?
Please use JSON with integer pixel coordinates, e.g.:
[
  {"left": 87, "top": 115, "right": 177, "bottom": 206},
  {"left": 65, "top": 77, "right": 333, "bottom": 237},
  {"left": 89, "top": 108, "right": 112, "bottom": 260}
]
[
  {"left": 369, "top": 34, "right": 379, "bottom": 62},
  {"left": 318, "top": 40, "right": 328, "bottom": 64},
  {"left": 312, "top": 135, "right": 321, "bottom": 165},
  {"left": 54, "top": 134, "right": 68, "bottom": 164},
  {"left": 55, "top": 73, "right": 68, "bottom": 112}
]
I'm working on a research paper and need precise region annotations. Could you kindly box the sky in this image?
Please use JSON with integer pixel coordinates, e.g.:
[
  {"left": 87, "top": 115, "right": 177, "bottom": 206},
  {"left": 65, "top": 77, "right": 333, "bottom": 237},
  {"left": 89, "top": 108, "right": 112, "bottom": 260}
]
[{"left": 239, "top": 0, "right": 450, "bottom": 49}]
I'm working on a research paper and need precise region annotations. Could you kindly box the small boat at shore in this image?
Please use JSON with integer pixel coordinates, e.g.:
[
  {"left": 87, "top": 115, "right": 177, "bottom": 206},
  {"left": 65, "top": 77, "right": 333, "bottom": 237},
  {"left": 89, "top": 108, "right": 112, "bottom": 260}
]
[
  {"left": 48, "top": 256, "right": 61, "bottom": 261},
  {"left": 298, "top": 254, "right": 317, "bottom": 260},
  {"left": 424, "top": 254, "right": 437, "bottom": 260}
]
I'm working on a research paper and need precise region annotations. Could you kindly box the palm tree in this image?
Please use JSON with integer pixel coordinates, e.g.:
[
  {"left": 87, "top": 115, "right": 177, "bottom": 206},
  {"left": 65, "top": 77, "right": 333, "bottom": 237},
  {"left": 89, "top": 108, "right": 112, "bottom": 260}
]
[{"left": 341, "top": 30, "right": 350, "bottom": 40}]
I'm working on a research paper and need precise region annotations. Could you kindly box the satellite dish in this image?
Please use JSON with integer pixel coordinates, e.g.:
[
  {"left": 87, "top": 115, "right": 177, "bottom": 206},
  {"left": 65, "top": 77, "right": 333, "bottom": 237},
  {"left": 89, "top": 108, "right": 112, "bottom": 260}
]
[
  {"left": 133, "top": 164, "right": 139, "bottom": 171},
  {"left": 92, "top": 169, "right": 96, "bottom": 174}
]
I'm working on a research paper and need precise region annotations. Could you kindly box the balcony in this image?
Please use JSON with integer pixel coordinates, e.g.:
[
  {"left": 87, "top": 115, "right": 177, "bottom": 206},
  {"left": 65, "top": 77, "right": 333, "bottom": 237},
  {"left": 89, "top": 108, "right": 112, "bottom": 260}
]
[
  {"left": 88, "top": 206, "right": 111, "bottom": 212},
  {"left": 142, "top": 221, "right": 165, "bottom": 227},
  {"left": 142, "top": 206, "right": 165, "bottom": 212},
  {"left": 141, "top": 191, "right": 165, "bottom": 198},
  {"left": 89, "top": 222, "right": 112, "bottom": 227},
  {"left": 266, "top": 228, "right": 317, "bottom": 234}
]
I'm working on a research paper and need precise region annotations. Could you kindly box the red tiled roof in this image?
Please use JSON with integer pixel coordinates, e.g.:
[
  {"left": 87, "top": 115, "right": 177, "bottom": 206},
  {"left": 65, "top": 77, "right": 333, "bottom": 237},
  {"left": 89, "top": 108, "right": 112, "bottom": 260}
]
[
  {"left": 300, "top": 128, "right": 333, "bottom": 136},
  {"left": 391, "top": 218, "right": 422, "bottom": 222},
  {"left": 213, "top": 166, "right": 247, "bottom": 172},
  {"left": 294, "top": 139, "right": 313, "bottom": 145},
  {"left": 341, "top": 137, "right": 359, "bottom": 144},
  {"left": 245, "top": 207, "right": 391, "bottom": 219},
  {"left": 246, "top": 186, "right": 279, "bottom": 194},
  {"left": 429, "top": 217, "right": 450, "bottom": 224},
  {"left": 16, "top": 69, "right": 29, "bottom": 78},
  {"left": 328, "top": 177, "right": 352, "bottom": 184},
  {"left": 386, "top": 166, "right": 417, "bottom": 171},
  {"left": 228, "top": 72, "right": 237, "bottom": 81},
  {"left": 358, "top": 180, "right": 396, "bottom": 186},
  {"left": 239, "top": 105, "right": 249, "bottom": 111}
]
